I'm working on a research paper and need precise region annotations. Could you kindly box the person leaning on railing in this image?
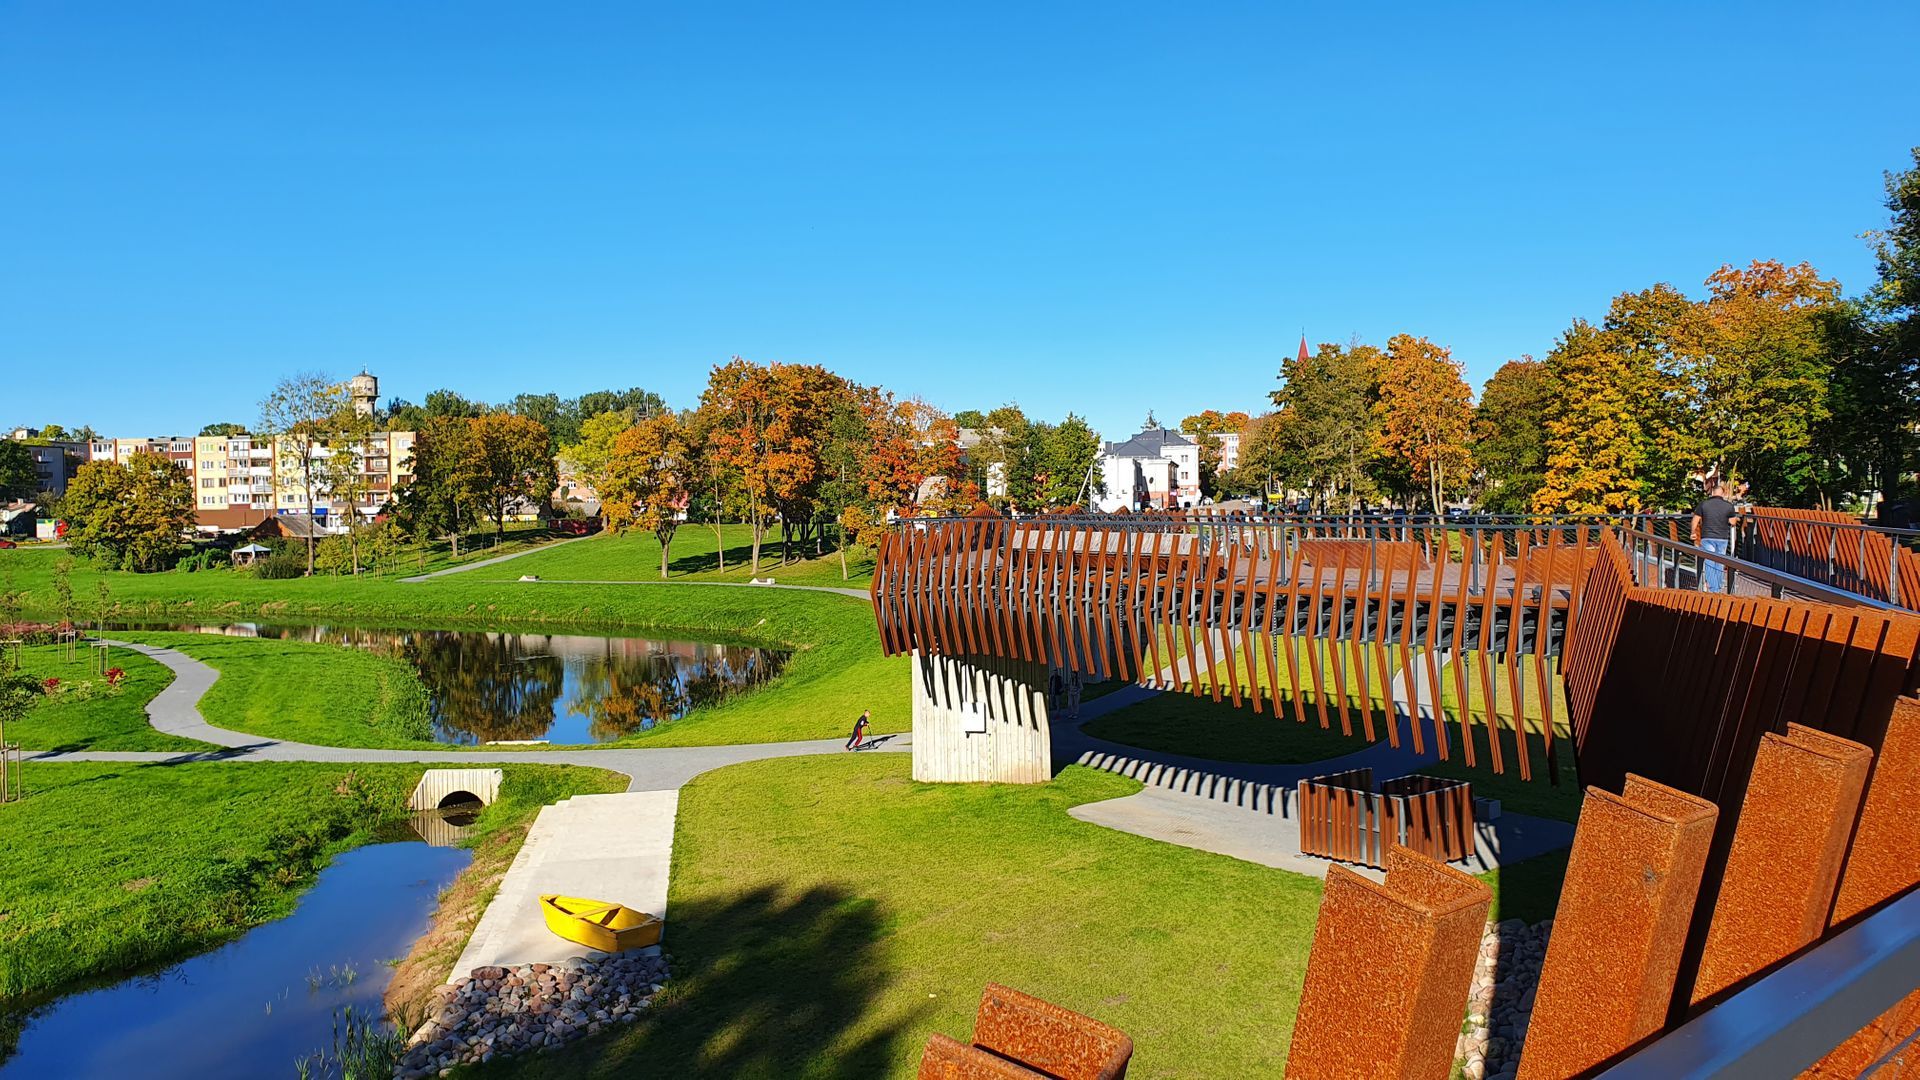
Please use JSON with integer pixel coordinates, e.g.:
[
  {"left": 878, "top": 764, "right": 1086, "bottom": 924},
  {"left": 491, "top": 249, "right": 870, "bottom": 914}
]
[{"left": 1691, "top": 482, "right": 1741, "bottom": 592}]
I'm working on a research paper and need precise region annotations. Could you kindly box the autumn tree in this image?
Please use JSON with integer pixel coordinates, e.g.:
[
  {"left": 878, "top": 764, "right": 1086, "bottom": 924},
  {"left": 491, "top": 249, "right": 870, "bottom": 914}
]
[
  {"left": 1373, "top": 335, "right": 1474, "bottom": 513},
  {"left": 1180, "top": 409, "right": 1251, "bottom": 498},
  {"left": 317, "top": 402, "right": 378, "bottom": 572},
  {"left": 697, "top": 358, "right": 846, "bottom": 572},
  {"left": 1217, "top": 412, "right": 1284, "bottom": 499},
  {"left": 602, "top": 412, "right": 693, "bottom": 578},
  {"left": 462, "top": 413, "right": 558, "bottom": 539},
  {"left": 1829, "top": 149, "right": 1920, "bottom": 506},
  {"left": 1473, "top": 358, "right": 1552, "bottom": 513},
  {"left": 1535, "top": 321, "right": 1646, "bottom": 513},
  {"left": 60, "top": 451, "right": 194, "bottom": 571},
  {"left": 259, "top": 373, "right": 351, "bottom": 573}
]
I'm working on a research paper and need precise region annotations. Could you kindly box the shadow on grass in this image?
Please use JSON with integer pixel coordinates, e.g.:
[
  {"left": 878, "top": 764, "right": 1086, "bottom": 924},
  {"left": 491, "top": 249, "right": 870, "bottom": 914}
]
[
  {"left": 666, "top": 539, "right": 858, "bottom": 577},
  {"left": 476, "top": 883, "right": 918, "bottom": 1079}
]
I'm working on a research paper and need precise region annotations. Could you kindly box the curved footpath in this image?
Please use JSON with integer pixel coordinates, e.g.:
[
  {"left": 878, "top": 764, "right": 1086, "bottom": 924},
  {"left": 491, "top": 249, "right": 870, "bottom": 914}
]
[
  {"left": 27, "top": 641, "right": 904, "bottom": 790},
  {"left": 394, "top": 535, "right": 871, "bottom": 599}
]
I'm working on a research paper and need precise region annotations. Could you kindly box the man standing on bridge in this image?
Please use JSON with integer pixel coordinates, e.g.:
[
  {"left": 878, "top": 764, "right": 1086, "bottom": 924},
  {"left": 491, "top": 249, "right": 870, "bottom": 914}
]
[{"left": 1691, "top": 481, "right": 1740, "bottom": 593}]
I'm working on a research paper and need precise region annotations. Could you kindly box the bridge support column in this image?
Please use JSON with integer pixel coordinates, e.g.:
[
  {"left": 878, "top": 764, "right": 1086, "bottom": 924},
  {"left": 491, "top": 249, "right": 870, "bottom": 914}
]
[{"left": 911, "top": 651, "right": 1052, "bottom": 784}]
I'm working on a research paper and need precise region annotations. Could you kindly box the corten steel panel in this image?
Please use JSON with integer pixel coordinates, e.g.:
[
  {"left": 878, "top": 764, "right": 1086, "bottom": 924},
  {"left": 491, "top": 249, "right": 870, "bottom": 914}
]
[
  {"left": 1285, "top": 847, "right": 1493, "bottom": 1080},
  {"left": 1517, "top": 775, "right": 1718, "bottom": 1080},
  {"left": 970, "top": 982, "right": 1134, "bottom": 1080},
  {"left": 1832, "top": 696, "right": 1920, "bottom": 924},
  {"left": 917, "top": 1033, "right": 1048, "bottom": 1079},
  {"left": 1687, "top": 724, "right": 1873, "bottom": 1008},
  {"left": 1801, "top": 697, "right": 1920, "bottom": 1080}
]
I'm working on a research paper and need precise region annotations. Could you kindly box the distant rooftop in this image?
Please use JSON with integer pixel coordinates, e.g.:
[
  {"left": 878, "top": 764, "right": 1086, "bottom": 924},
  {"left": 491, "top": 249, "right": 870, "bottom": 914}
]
[{"left": 1103, "top": 427, "right": 1195, "bottom": 458}]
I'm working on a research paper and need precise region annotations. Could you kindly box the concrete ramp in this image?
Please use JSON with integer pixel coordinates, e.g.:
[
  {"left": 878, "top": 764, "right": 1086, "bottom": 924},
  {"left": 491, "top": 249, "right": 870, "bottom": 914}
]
[
  {"left": 450, "top": 791, "right": 678, "bottom": 977},
  {"left": 410, "top": 768, "right": 503, "bottom": 811}
]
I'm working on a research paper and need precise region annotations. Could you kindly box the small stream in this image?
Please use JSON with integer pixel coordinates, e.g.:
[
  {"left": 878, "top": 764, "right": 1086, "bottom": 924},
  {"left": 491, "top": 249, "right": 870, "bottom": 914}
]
[{"left": 0, "top": 839, "right": 470, "bottom": 1079}]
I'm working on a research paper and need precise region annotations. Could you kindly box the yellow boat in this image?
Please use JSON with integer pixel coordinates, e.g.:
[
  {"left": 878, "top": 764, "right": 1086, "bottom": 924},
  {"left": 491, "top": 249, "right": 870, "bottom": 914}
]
[{"left": 538, "top": 894, "right": 663, "bottom": 953}]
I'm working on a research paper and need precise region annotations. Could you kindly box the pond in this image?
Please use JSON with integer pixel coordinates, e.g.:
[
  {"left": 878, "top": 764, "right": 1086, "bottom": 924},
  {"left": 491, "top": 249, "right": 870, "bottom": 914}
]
[
  {"left": 112, "top": 622, "right": 790, "bottom": 744},
  {"left": 0, "top": 837, "right": 470, "bottom": 1079}
]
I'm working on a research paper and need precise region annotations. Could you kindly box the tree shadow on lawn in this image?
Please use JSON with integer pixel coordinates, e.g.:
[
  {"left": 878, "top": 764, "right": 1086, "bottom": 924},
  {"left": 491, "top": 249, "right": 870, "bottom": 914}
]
[
  {"left": 666, "top": 539, "right": 855, "bottom": 577},
  {"left": 475, "top": 882, "right": 921, "bottom": 1079}
]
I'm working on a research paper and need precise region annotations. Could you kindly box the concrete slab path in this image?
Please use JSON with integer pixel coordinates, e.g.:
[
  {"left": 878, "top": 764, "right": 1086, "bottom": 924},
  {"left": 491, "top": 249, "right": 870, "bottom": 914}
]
[{"left": 455, "top": 791, "right": 679, "bottom": 973}]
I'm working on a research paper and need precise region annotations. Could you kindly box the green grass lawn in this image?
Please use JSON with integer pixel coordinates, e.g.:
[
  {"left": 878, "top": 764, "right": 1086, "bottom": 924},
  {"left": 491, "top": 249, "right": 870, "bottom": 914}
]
[
  {"left": 108, "top": 631, "right": 440, "bottom": 748},
  {"left": 0, "top": 761, "right": 626, "bottom": 1011},
  {"left": 5, "top": 642, "right": 208, "bottom": 752},
  {"left": 0, "top": 547, "right": 907, "bottom": 747},
  {"left": 475, "top": 524, "right": 875, "bottom": 588},
  {"left": 476, "top": 755, "right": 1325, "bottom": 1080}
]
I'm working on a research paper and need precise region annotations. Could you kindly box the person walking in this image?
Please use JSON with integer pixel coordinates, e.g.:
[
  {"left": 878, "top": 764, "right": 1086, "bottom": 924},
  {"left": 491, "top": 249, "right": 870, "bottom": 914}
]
[
  {"left": 845, "top": 709, "right": 871, "bottom": 751},
  {"left": 1691, "top": 481, "right": 1740, "bottom": 593}
]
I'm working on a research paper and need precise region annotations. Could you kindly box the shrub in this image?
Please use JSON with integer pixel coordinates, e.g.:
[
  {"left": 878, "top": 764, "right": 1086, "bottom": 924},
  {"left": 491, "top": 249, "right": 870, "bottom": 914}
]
[
  {"left": 254, "top": 546, "right": 307, "bottom": 580},
  {"left": 0, "top": 621, "right": 59, "bottom": 646},
  {"left": 105, "top": 667, "right": 126, "bottom": 686},
  {"left": 41, "top": 677, "right": 59, "bottom": 694}
]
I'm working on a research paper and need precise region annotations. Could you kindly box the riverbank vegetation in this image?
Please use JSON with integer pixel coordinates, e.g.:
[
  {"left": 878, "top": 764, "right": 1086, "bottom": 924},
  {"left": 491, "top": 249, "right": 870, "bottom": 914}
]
[{"left": 0, "top": 762, "right": 624, "bottom": 1021}]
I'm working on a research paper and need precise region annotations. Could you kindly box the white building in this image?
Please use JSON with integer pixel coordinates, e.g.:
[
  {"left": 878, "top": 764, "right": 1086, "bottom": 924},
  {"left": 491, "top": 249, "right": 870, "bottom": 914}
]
[
  {"left": 1096, "top": 428, "right": 1200, "bottom": 511},
  {"left": 1215, "top": 431, "right": 1242, "bottom": 474}
]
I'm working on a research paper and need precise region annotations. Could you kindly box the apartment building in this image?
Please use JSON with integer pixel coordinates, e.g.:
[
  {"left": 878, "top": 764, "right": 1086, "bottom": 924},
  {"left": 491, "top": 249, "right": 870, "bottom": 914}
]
[
  {"left": 3, "top": 429, "right": 89, "bottom": 496},
  {"left": 190, "top": 433, "right": 278, "bottom": 531},
  {"left": 261, "top": 430, "right": 416, "bottom": 532}
]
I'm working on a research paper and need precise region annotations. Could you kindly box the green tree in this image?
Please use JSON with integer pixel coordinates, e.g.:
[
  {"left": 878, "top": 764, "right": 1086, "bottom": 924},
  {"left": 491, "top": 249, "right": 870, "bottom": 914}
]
[
  {"left": 198, "top": 422, "right": 247, "bottom": 437},
  {"left": 558, "top": 410, "right": 635, "bottom": 501},
  {"left": 60, "top": 451, "right": 195, "bottom": 571},
  {"left": 1269, "top": 342, "right": 1382, "bottom": 509},
  {"left": 1473, "top": 358, "right": 1552, "bottom": 513},
  {"left": 0, "top": 440, "right": 36, "bottom": 501},
  {"left": 395, "top": 416, "right": 477, "bottom": 555},
  {"left": 1035, "top": 414, "right": 1101, "bottom": 507}
]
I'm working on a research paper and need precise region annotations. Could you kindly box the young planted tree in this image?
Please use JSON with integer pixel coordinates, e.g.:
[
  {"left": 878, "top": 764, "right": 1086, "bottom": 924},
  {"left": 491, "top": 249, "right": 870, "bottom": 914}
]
[
  {"left": 260, "top": 373, "right": 350, "bottom": 573},
  {"left": 602, "top": 413, "right": 693, "bottom": 578},
  {"left": 1374, "top": 335, "right": 1475, "bottom": 513},
  {"left": 317, "top": 401, "right": 377, "bottom": 573},
  {"left": 60, "top": 452, "right": 195, "bottom": 571}
]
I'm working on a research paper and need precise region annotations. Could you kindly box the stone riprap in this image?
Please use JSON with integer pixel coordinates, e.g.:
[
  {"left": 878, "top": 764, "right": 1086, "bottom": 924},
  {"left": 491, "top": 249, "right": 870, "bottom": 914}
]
[
  {"left": 1455, "top": 918, "right": 1551, "bottom": 1080},
  {"left": 396, "top": 952, "right": 669, "bottom": 1078}
]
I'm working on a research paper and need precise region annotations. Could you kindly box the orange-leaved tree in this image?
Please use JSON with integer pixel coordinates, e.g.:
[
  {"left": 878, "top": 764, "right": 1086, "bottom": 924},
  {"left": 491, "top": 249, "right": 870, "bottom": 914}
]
[
  {"left": 1373, "top": 334, "right": 1474, "bottom": 513},
  {"left": 603, "top": 412, "right": 693, "bottom": 579}
]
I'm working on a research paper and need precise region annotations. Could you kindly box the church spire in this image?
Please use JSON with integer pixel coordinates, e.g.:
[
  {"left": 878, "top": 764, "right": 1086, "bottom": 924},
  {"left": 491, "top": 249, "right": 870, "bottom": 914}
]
[{"left": 1297, "top": 335, "right": 1310, "bottom": 363}]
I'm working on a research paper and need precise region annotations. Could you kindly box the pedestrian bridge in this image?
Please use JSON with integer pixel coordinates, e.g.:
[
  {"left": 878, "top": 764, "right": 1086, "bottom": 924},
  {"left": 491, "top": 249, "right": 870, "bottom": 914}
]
[{"left": 869, "top": 511, "right": 1918, "bottom": 791}]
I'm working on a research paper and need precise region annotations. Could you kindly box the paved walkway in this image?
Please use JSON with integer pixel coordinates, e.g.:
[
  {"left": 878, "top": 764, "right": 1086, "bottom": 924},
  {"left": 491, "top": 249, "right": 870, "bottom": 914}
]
[
  {"left": 397, "top": 535, "right": 590, "bottom": 582},
  {"left": 522, "top": 578, "right": 871, "bottom": 599},
  {"left": 32, "top": 642, "right": 907, "bottom": 792},
  {"left": 455, "top": 790, "right": 679, "bottom": 972},
  {"left": 1056, "top": 680, "right": 1576, "bottom": 880}
]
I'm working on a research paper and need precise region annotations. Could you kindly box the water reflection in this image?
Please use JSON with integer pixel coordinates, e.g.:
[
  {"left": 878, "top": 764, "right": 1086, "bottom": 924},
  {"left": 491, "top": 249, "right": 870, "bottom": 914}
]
[
  {"left": 408, "top": 805, "right": 480, "bottom": 847},
  {"left": 110, "top": 623, "right": 789, "bottom": 745}
]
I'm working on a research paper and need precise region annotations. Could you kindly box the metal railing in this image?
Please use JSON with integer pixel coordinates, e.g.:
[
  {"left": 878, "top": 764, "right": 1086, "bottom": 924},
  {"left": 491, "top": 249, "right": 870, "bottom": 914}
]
[
  {"left": 1739, "top": 511, "right": 1920, "bottom": 612},
  {"left": 1620, "top": 529, "right": 1903, "bottom": 610},
  {"left": 1599, "top": 885, "right": 1920, "bottom": 1078}
]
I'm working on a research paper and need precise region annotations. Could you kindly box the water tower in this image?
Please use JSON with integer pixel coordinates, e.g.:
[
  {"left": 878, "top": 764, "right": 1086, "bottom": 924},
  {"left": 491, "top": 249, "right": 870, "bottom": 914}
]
[{"left": 349, "top": 371, "right": 379, "bottom": 417}]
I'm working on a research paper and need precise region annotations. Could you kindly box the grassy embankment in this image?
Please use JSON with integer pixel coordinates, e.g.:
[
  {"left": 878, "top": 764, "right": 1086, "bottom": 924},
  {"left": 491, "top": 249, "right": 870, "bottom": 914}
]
[
  {"left": 0, "top": 762, "right": 626, "bottom": 1016},
  {"left": 0, "top": 546, "right": 906, "bottom": 747},
  {"left": 4, "top": 642, "right": 205, "bottom": 752},
  {"left": 464, "top": 522, "right": 876, "bottom": 588},
  {"left": 478, "top": 755, "right": 1324, "bottom": 1079}
]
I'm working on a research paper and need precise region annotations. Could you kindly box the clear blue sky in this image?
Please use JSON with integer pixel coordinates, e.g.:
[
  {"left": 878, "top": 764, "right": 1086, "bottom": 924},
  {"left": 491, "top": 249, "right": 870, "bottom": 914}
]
[{"left": 4, "top": 2, "right": 1916, "bottom": 442}]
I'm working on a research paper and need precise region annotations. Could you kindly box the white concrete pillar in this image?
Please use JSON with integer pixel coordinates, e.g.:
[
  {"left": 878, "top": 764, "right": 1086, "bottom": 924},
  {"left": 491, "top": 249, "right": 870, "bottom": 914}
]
[{"left": 911, "top": 651, "right": 1052, "bottom": 784}]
